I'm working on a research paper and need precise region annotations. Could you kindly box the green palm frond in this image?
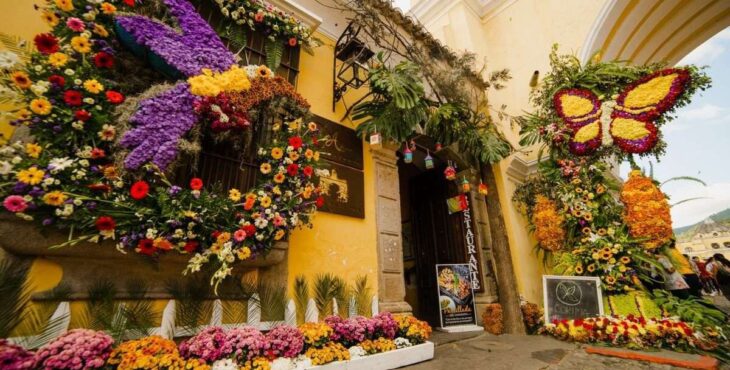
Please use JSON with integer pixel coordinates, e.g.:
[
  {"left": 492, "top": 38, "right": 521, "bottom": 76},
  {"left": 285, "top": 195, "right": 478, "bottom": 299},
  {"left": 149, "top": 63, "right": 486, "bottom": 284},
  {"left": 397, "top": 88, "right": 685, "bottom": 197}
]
[
  {"left": 313, "top": 273, "right": 345, "bottom": 317},
  {"left": 221, "top": 275, "right": 257, "bottom": 324},
  {"left": 165, "top": 275, "right": 213, "bottom": 334},
  {"left": 333, "top": 276, "right": 348, "bottom": 317},
  {"left": 671, "top": 197, "right": 709, "bottom": 208},
  {"left": 257, "top": 280, "right": 286, "bottom": 322},
  {"left": 352, "top": 275, "right": 372, "bottom": 317},
  {"left": 293, "top": 275, "right": 309, "bottom": 324},
  {"left": 0, "top": 259, "right": 30, "bottom": 338},
  {"left": 661, "top": 176, "right": 707, "bottom": 187},
  {"left": 264, "top": 39, "right": 283, "bottom": 71}
]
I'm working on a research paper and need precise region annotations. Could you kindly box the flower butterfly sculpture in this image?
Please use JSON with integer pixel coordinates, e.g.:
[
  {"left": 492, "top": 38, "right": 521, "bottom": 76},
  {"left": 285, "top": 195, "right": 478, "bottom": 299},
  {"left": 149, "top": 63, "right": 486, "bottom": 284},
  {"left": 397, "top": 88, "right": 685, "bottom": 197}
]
[
  {"left": 553, "top": 68, "right": 690, "bottom": 155},
  {"left": 114, "top": 0, "right": 246, "bottom": 169}
]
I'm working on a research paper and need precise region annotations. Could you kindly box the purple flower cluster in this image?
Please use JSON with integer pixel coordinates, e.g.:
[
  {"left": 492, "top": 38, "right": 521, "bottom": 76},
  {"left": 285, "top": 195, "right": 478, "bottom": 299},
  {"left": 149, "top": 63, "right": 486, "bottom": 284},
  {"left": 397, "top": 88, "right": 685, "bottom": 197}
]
[
  {"left": 263, "top": 325, "right": 304, "bottom": 358},
  {"left": 119, "top": 82, "right": 199, "bottom": 169},
  {"left": 115, "top": 0, "right": 235, "bottom": 76},
  {"left": 0, "top": 339, "right": 35, "bottom": 370},
  {"left": 324, "top": 316, "right": 366, "bottom": 346},
  {"left": 179, "top": 326, "right": 231, "bottom": 362},
  {"left": 227, "top": 326, "right": 265, "bottom": 362},
  {"left": 370, "top": 312, "right": 398, "bottom": 339},
  {"left": 34, "top": 329, "right": 113, "bottom": 370}
]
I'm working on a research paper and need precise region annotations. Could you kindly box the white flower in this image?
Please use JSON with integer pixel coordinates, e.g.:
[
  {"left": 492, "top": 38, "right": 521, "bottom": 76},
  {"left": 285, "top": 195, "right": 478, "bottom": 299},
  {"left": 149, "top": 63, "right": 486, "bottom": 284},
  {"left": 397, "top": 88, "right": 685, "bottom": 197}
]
[
  {"left": 146, "top": 228, "right": 158, "bottom": 239},
  {"left": 271, "top": 357, "right": 294, "bottom": 370},
  {"left": 43, "top": 177, "right": 55, "bottom": 186},
  {"left": 33, "top": 65, "right": 43, "bottom": 72},
  {"left": 64, "top": 68, "right": 75, "bottom": 76},
  {"left": 254, "top": 218, "right": 268, "bottom": 229},
  {"left": 31, "top": 82, "right": 49, "bottom": 96},
  {"left": 74, "top": 79, "right": 82, "bottom": 85},
  {"left": 11, "top": 156, "right": 22, "bottom": 164},
  {"left": 79, "top": 159, "right": 90, "bottom": 167},
  {"left": 349, "top": 345, "right": 366, "bottom": 358},
  {"left": 212, "top": 359, "right": 238, "bottom": 370},
  {"left": 394, "top": 337, "right": 412, "bottom": 349},
  {"left": 0, "top": 161, "right": 12, "bottom": 175},
  {"left": 72, "top": 121, "right": 84, "bottom": 130},
  {"left": 0, "top": 50, "right": 20, "bottom": 69},
  {"left": 255, "top": 234, "right": 264, "bottom": 241},
  {"left": 73, "top": 198, "right": 83, "bottom": 206},
  {"left": 83, "top": 97, "right": 95, "bottom": 104}
]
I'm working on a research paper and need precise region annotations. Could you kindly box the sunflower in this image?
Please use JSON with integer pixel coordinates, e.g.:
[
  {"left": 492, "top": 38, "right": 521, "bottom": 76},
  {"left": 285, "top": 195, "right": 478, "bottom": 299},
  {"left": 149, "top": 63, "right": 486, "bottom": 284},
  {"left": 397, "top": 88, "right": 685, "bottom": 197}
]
[
  {"left": 100, "top": 2, "right": 117, "bottom": 14},
  {"left": 597, "top": 228, "right": 607, "bottom": 236},
  {"left": 48, "top": 52, "right": 69, "bottom": 68},
  {"left": 572, "top": 209, "right": 583, "bottom": 218},
  {"left": 11, "top": 71, "right": 32, "bottom": 89},
  {"left": 54, "top": 0, "right": 74, "bottom": 11},
  {"left": 260, "top": 163, "right": 272, "bottom": 174},
  {"left": 601, "top": 251, "right": 612, "bottom": 260},
  {"left": 596, "top": 184, "right": 606, "bottom": 194},
  {"left": 43, "top": 191, "right": 67, "bottom": 206},
  {"left": 587, "top": 264, "right": 596, "bottom": 273},
  {"left": 581, "top": 227, "right": 591, "bottom": 235},
  {"left": 574, "top": 265, "right": 584, "bottom": 274},
  {"left": 30, "top": 98, "right": 52, "bottom": 115},
  {"left": 17, "top": 167, "right": 45, "bottom": 185},
  {"left": 273, "top": 173, "right": 285, "bottom": 184},
  {"left": 605, "top": 276, "right": 616, "bottom": 285},
  {"left": 271, "top": 147, "right": 283, "bottom": 159},
  {"left": 583, "top": 213, "right": 593, "bottom": 221},
  {"left": 256, "top": 65, "right": 272, "bottom": 78},
  {"left": 71, "top": 36, "right": 91, "bottom": 53},
  {"left": 83, "top": 79, "right": 104, "bottom": 94},
  {"left": 25, "top": 143, "right": 42, "bottom": 158},
  {"left": 41, "top": 11, "right": 60, "bottom": 26},
  {"left": 93, "top": 24, "right": 109, "bottom": 37},
  {"left": 620, "top": 256, "right": 631, "bottom": 264},
  {"left": 575, "top": 187, "right": 583, "bottom": 194}
]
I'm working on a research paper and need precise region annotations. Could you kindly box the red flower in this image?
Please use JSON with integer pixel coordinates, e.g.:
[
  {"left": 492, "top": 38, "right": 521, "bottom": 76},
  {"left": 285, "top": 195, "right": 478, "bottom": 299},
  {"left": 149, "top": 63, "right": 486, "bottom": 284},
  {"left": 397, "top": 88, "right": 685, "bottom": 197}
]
[
  {"left": 315, "top": 196, "right": 324, "bottom": 208},
  {"left": 136, "top": 239, "right": 155, "bottom": 256},
  {"left": 288, "top": 136, "right": 303, "bottom": 149},
  {"left": 123, "top": 0, "right": 135, "bottom": 6},
  {"left": 302, "top": 166, "right": 313, "bottom": 177},
  {"left": 189, "top": 177, "right": 203, "bottom": 190},
  {"left": 287, "top": 163, "right": 299, "bottom": 176},
  {"left": 95, "top": 216, "right": 116, "bottom": 231},
  {"left": 48, "top": 75, "right": 65, "bottom": 87},
  {"left": 93, "top": 52, "right": 114, "bottom": 68},
  {"left": 63, "top": 90, "right": 83, "bottom": 106},
  {"left": 34, "top": 33, "right": 59, "bottom": 54},
  {"left": 105, "top": 90, "right": 125, "bottom": 104},
  {"left": 244, "top": 198, "right": 255, "bottom": 211},
  {"left": 90, "top": 148, "right": 106, "bottom": 159},
  {"left": 74, "top": 109, "right": 91, "bottom": 121},
  {"left": 130, "top": 180, "right": 149, "bottom": 200},
  {"left": 288, "top": 38, "right": 297, "bottom": 47},
  {"left": 183, "top": 240, "right": 199, "bottom": 253},
  {"left": 243, "top": 224, "right": 256, "bottom": 237}
]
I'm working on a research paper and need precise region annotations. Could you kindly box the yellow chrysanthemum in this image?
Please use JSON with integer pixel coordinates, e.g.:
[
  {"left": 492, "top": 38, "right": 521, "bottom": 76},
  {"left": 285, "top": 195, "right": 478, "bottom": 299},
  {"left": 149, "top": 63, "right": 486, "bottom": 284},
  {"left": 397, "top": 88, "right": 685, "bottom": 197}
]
[
  {"left": 55, "top": 0, "right": 74, "bottom": 11},
  {"left": 237, "top": 247, "right": 251, "bottom": 260},
  {"left": 48, "top": 52, "right": 69, "bottom": 68},
  {"left": 17, "top": 167, "right": 45, "bottom": 185},
  {"left": 30, "top": 98, "right": 52, "bottom": 115},
  {"left": 11, "top": 71, "right": 32, "bottom": 89},
  {"left": 93, "top": 24, "right": 109, "bottom": 37},
  {"left": 532, "top": 195, "right": 565, "bottom": 252},
  {"left": 271, "top": 147, "right": 283, "bottom": 159},
  {"left": 41, "top": 11, "right": 60, "bottom": 26},
  {"left": 83, "top": 79, "right": 104, "bottom": 94},
  {"left": 43, "top": 191, "right": 67, "bottom": 206},
  {"left": 70, "top": 36, "right": 91, "bottom": 53},
  {"left": 100, "top": 2, "right": 117, "bottom": 14},
  {"left": 259, "top": 195, "right": 272, "bottom": 208},
  {"left": 228, "top": 188, "right": 241, "bottom": 202},
  {"left": 187, "top": 66, "right": 250, "bottom": 96},
  {"left": 25, "top": 143, "right": 42, "bottom": 158},
  {"left": 288, "top": 151, "right": 300, "bottom": 161},
  {"left": 620, "top": 170, "right": 673, "bottom": 250}
]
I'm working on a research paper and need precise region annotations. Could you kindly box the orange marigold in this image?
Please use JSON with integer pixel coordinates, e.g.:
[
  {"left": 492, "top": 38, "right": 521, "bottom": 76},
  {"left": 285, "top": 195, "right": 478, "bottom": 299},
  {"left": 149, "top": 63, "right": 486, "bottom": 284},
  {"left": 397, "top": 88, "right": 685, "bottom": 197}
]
[
  {"left": 532, "top": 195, "right": 565, "bottom": 252},
  {"left": 620, "top": 170, "right": 673, "bottom": 250}
]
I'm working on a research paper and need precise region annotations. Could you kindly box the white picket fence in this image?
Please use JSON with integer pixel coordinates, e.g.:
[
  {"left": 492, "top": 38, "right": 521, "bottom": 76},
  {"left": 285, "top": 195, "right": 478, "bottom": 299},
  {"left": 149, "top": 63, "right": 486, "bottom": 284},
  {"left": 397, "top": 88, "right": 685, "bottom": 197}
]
[{"left": 8, "top": 295, "right": 379, "bottom": 347}]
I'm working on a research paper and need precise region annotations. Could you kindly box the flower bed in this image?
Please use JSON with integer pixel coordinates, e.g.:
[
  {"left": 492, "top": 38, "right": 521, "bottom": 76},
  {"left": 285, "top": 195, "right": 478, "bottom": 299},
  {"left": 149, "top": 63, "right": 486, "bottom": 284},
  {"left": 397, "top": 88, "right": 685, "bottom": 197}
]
[{"left": 0, "top": 313, "right": 433, "bottom": 370}]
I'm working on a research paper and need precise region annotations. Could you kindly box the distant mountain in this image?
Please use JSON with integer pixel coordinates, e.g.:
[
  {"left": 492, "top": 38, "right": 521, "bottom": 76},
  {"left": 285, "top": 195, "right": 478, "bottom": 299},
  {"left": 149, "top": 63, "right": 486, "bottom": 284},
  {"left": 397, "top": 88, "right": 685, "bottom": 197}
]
[{"left": 674, "top": 208, "right": 730, "bottom": 237}]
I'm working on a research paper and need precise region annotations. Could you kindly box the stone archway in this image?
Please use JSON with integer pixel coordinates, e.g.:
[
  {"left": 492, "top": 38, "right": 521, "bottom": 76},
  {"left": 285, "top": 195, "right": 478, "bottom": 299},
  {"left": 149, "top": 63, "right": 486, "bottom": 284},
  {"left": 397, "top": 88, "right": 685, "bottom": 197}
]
[{"left": 580, "top": 0, "right": 730, "bottom": 64}]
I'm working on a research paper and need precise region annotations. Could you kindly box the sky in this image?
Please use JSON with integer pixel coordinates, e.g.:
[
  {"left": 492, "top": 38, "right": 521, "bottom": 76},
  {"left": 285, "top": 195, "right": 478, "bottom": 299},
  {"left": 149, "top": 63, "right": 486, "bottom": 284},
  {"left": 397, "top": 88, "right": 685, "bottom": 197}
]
[{"left": 619, "top": 27, "right": 730, "bottom": 228}]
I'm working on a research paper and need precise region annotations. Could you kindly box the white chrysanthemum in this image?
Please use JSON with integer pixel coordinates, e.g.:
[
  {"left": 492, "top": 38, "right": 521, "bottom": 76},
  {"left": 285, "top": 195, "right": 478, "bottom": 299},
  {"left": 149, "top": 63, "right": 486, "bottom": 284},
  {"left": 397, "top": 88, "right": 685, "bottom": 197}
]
[
  {"left": 0, "top": 161, "right": 12, "bottom": 175},
  {"left": 0, "top": 50, "right": 20, "bottom": 69},
  {"left": 212, "top": 359, "right": 238, "bottom": 370},
  {"left": 349, "top": 345, "right": 366, "bottom": 358},
  {"left": 394, "top": 337, "right": 412, "bottom": 349}
]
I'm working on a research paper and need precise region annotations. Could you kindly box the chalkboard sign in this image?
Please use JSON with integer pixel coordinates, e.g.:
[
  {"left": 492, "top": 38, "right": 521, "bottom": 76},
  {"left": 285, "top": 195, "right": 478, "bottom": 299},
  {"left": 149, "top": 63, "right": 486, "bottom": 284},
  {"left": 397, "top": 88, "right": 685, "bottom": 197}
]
[{"left": 543, "top": 275, "right": 604, "bottom": 323}]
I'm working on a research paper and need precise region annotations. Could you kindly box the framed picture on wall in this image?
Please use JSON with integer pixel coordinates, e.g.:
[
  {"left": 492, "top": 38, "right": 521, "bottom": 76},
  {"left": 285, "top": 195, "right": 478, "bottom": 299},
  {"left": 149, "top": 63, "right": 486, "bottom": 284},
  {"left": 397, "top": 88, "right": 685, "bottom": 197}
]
[{"left": 317, "top": 160, "right": 365, "bottom": 218}]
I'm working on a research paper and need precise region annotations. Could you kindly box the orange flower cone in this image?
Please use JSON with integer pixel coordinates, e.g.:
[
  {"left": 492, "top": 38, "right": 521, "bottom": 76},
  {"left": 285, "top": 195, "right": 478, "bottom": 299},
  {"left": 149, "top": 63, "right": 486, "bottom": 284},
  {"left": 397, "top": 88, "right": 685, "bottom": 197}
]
[
  {"left": 532, "top": 195, "right": 566, "bottom": 252},
  {"left": 620, "top": 170, "right": 673, "bottom": 250}
]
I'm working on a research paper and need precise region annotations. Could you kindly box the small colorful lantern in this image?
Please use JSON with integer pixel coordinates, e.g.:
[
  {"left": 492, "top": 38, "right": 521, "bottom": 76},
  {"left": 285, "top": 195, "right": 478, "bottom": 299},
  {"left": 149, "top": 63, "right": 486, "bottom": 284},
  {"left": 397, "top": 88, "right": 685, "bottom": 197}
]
[
  {"left": 424, "top": 151, "right": 434, "bottom": 169},
  {"left": 369, "top": 131, "right": 382, "bottom": 149},
  {"left": 478, "top": 180, "right": 488, "bottom": 195},
  {"left": 403, "top": 143, "right": 413, "bottom": 163},
  {"left": 444, "top": 164, "right": 456, "bottom": 181},
  {"left": 461, "top": 177, "right": 471, "bottom": 193},
  {"left": 435, "top": 142, "right": 442, "bottom": 151}
]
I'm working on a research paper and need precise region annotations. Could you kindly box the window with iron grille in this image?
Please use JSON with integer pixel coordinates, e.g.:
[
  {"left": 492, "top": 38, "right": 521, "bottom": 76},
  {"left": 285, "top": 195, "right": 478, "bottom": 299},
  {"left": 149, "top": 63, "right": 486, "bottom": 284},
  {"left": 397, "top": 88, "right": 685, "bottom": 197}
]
[{"left": 175, "top": 3, "right": 302, "bottom": 191}]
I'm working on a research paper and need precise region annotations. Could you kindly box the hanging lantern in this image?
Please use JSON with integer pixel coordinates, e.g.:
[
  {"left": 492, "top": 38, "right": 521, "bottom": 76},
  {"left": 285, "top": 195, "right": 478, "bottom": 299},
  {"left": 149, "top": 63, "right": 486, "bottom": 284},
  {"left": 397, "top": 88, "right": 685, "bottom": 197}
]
[
  {"left": 478, "top": 181, "right": 488, "bottom": 195},
  {"left": 444, "top": 164, "right": 456, "bottom": 181},
  {"left": 403, "top": 143, "right": 413, "bottom": 163},
  {"left": 461, "top": 177, "right": 471, "bottom": 193},
  {"left": 435, "top": 142, "right": 442, "bottom": 151},
  {"left": 369, "top": 131, "right": 382, "bottom": 149},
  {"left": 424, "top": 151, "right": 434, "bottom": 169}
]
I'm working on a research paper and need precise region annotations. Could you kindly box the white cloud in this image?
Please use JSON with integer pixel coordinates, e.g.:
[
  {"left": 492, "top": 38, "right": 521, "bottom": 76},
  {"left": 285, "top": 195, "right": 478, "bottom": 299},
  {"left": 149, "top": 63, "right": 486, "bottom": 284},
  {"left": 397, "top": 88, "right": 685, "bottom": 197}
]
[
  {"left": 680, "top": 103, "right": 727, "bottom": 120},
  {"left": 679, "top": 37, "right": 725, "bottom": 65},
  {"left": 669, "top": 182, "right": 730, "bottom": 227}
]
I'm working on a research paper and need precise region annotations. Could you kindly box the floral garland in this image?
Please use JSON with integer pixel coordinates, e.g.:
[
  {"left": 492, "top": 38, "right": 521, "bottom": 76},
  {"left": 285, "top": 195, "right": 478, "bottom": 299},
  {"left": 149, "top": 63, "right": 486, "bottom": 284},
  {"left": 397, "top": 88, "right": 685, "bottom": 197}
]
[
  {"left": 620, "top": 170, "right": 673, "bottom": 250},
  {"left": 213, "top": 0, "right": 316, "bottom": 48},
  {"left": 531, "top": 195, "right": 565, "bottom": 252},
  {"left": 0, "top": 0, "right": 324, "bottom": 288}
]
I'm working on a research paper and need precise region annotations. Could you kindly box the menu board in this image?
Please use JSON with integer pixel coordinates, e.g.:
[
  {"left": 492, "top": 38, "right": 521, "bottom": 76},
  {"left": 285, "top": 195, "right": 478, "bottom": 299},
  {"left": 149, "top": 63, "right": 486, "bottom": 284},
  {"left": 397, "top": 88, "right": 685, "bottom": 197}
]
[
  {"left": 543, "top": 275, "right": 604, "bottom": 323},
  {"left": 436, "top": 264, "right": 477, "bottom": 327}
]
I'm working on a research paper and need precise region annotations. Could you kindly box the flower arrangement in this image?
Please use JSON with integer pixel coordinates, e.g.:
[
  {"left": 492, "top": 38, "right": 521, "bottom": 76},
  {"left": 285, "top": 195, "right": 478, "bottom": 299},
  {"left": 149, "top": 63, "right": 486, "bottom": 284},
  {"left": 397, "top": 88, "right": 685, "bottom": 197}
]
[
  {"left": 106, "top": 335, "right": 210, "bottom": 370},
  {"left": 226, "top": 327, "right": 266, "bottom": 362},
  {"left": 0, "top": 339, "right": 35, "bottom": 370},
  {"left": 359, "top": 338, "right": 397, "bottom": 355},
  {"left": 304, "top": 342, "right": 350, "bottom": 366},
  {"left": 369, "top": 312, "right": 398, "bottom": 339},
  {"left": 34, "top": 329, "right": 114, "bottom": 370},
  {"left": 394, "top": 315, "right": 432, "bottom": 344},
  {"left": 531, "top": 195, "right": 565, "bottom": 252},
  {"left": 179, "top": 327, "right": 231, "bottom": 363},
  {"left": 324, "top": 315, "right": 367, "bottom": 347},
  {"left": 620, "top": 170, "right": 673, "bottom": 250},
  {"left": 263, "top": 325, "right": 304, "bottom": 359},
  {"left": 521, "top": 302, "right": 544, "bottom": 335},
  {"left": 0, "top": 0, "right": 325, "bottom": 288},
  {"left": 298, "top": 322, "right": 332, "bottom": 349}
]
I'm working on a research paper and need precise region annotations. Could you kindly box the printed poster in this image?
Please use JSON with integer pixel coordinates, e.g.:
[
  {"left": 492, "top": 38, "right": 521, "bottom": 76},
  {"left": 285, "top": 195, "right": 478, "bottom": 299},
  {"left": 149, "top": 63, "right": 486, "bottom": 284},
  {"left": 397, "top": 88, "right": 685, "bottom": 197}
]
[{"left": 436, "top": 264, "right": 477, "bottom": 327}]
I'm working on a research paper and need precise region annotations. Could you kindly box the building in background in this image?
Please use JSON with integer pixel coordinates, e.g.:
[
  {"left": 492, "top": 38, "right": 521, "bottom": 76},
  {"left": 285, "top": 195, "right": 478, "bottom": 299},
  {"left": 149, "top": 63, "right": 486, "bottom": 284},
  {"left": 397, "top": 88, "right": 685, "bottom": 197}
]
[{"left": 677, "top": 218, "right": 730, "bottom": 259}]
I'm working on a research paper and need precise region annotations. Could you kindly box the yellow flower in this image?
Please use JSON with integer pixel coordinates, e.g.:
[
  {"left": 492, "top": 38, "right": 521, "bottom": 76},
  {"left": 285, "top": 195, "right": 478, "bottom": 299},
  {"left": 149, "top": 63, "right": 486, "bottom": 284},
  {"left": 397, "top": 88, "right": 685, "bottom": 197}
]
[
  {"left": 587, "top": 264, "right": 596, "bottom": 273},
  {"left": 43, "top": 191, "right": 67, "bottom": 206},
  {"left": 229, "top": 188, "right": 241, "bottom": 202},
  {"left": 273, "top": 173, "right": 285, "bottom": 184},
  {"left": 274, "top": 229, "right": 285, "bottom": 240},
  {"left": 16, "top": 109, "right": 31, "bottom": 120},
  {"left": 71, "top": 36, "right": 91, "bottom": 53},
  {"left": 313, "top": 151, "right": 320, "bottom": 161},
  {"left": 217, "top": 232, "right": 231, "bottom": 243},
  {"left": 41, "top": 11, "right": 60, "bottom": 26},
  {"left": 288, "top": 151, "right": 300, "bottom": 161},
  {"left": 308, "top": 121, "right": 318, "bottom": 131},
  {"left": 260, "top": 163, "right": 272, "bottom": 174},
  {"left": 11, "top": 71, "right": 32, "bottom": 89},
  {"left": 620, "top": 256, "right": 631, "bottom": 264},
  {"left": 187, "top": 66, "right": 250, "bottom": 96},
  {"left": 25, "top": 143, "right": 42, "bottom": 158},
  {"left": 100, "top": 2, "right": 117, "bottom": 14},
  {"left": 30, "top": 98, "right": 52, "bottom": 115},
  {"left": 256, "top": 65, "right": 272, "bottom": 78},
  {"left": 92, "top": 24, "right": 109, "bottom": 37},
  {"left": 48, "top": 52, "right": 69, "bottom": 68},
  {"left": 574, "top": 265, "right": 584, "bottom": 274},
  {"left": 237, "top": 247, "right": 251, "bottom": 260},
  {"left": 260, "top": 195, "right": 271, "bottom": 208},
  {"left": 17, "top": 167, "right": 45, "bottom": 185},
  {"left": 83, "top": 79, "right": 104, "bottom": 94},
  {"left": 304, "top": 149, "right": 314, "bottom": 160},
  {"left": 55, "top": 0, "right": 74, "bottom": 11},
  {"left": 272, "top": 186, "right": 281, "bottom": 195},
  {"left": 271, "top": 147, "right": 283, "bottom": 159}
]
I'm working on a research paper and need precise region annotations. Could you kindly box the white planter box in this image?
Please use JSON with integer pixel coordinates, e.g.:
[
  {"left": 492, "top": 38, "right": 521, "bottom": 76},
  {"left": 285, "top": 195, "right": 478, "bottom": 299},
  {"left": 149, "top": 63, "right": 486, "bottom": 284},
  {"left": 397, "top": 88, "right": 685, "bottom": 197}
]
[{"left": 308, "top": 342, "right": 434, "bottom": 370}]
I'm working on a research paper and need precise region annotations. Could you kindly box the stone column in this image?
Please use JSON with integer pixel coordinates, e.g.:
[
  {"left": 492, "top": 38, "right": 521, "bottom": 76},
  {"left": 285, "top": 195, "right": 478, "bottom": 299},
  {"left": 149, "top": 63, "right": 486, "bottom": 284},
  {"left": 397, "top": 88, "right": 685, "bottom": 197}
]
[{"left": 371, "top": 144, "right": 412, "bottom": 314}]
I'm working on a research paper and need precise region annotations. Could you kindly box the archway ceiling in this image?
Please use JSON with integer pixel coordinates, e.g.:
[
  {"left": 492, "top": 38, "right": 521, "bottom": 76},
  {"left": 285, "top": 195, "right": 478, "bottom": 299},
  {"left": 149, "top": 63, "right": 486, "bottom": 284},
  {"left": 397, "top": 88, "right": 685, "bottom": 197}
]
[{"left": 582, "top": 0, "right": 730, "bottom": 65}]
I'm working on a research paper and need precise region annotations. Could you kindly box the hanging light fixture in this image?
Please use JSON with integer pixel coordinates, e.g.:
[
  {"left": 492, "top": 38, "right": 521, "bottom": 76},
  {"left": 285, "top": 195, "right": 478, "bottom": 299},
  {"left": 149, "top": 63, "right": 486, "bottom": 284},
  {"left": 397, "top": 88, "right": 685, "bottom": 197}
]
[
  {"left": 333, "top": 22, "right": 374, "bottom": 109},
  {"left": 478, "top": 180, "right": 488, "bottom": 195},
  {"left": 424, "top": 150, "right": 434, "bottom": 169},
  {"left": 369, "top": 125, "right": 382, "bottom": 149},
  {"left": 444, "top": 162, "right": 456, "bottom": 180},
  {"left": 403, "top": 143, "right": 413, "bottom": 163},
  {"left": 435, "top": 142, "right": 442, "bottom": 151},
  {"left": 461, "top": 177, "right": 471, "bottom": 193}
]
